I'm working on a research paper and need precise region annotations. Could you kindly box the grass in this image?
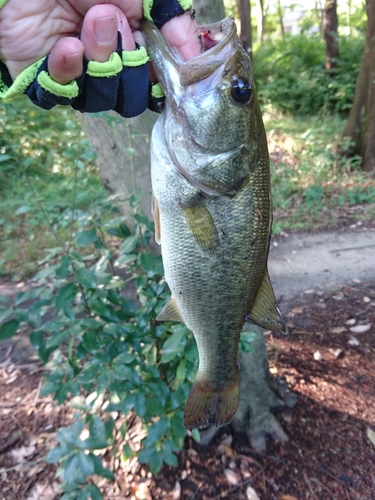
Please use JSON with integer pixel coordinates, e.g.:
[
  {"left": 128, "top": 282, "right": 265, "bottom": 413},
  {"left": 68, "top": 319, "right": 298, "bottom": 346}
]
[
  {"left": 263, "top": 107, "right": 375, "bottom": 234},
  {"left": 0, "top": 96, "right": 106, "bottom": 279},
  {"left": 1, "top": 97, "right": 374, "bottom": 280}
]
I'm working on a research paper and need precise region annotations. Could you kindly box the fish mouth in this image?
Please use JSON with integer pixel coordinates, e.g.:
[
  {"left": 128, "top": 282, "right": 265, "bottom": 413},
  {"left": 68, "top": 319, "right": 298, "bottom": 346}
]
[{"left": 142, "top": 17, "right": 238, "bottom": 103}]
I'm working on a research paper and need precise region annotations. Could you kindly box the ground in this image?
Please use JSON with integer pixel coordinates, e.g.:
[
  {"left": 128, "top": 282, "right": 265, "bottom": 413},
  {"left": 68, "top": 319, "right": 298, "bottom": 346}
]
[{"left": 0, "top": 223, "right": 374, "bottom": 500}]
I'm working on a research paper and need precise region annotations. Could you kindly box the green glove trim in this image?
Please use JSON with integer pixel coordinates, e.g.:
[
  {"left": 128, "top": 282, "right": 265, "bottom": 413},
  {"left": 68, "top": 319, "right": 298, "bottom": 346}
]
[
  {"left": 179, "top": 0, "right": 193, "bottom": 9},
  {"left": 37, "top": 70, "right": 79, "bottom": 98},
  {"left": 143, "top": 0, "right": 154, "bottom": 21},
  {"left": 151, "top": 83, "right": 164, "bottom": 99},
  {"left": 122, "top": 46, "right": 149, "bottom": 67},
  {"left": 0, "top": 57, "right": 44, "bottom": 99},
  {"left": 86, "top": 52, "right": 122, "bottom": 78},
  {"left": 143, "top": 0, "right": 193, "bottom": 22},
  {"left": 0, "top": 0, "right": 9, "bottom": 8}
]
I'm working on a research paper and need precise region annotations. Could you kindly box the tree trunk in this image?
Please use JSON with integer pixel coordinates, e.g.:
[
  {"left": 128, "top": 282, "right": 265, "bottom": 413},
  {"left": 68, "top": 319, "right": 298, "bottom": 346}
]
[
  {"left": 238, "top": 0, "right": 252, "bottom": 53},
  {"left": 324, "top": 0, "right": 339, "bottom": 75},
  {"left": 256, "top": 0, "right": 265, "bottom": 43},
  {"left": 83, "top": 0, "right": 295, "bottom": 451},
  {"left": 83, "top": 110, "right": 156, "bottom": 219},
  {"left": 341, "top": 0, "right": 375, "bottom": 173},
  {"left": 277, "top": 0, "right": 285, "bottom": 38}
]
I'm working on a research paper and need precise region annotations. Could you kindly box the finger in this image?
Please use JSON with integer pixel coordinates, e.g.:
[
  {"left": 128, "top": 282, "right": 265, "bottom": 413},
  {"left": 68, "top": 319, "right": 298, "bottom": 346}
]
[
  {"left": 73, "top": 0, "right": 143, "bottom": 30},
  {"left": 161, "top": 12, "right": 202, "bottom": 61},
  {"left": 48, "top": 37, "right": 84, "bottom": 85},
  {"left": 132, "top": 30, "right": 146, "bottom": 48},
  {"left": 80, "top": 4, "right": 135, "bottom": 63}
]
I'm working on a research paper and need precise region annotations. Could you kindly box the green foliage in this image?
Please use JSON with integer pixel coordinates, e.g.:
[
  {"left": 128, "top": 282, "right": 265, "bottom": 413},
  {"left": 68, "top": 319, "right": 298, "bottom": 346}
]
[
  {"left": 0, "top": 190, "right": 200, "bottom": 496},
  {"left": 0, "top": 96, "right": 105, "bottom": 278},
  {"left": 265, "top": 111, "right": 375, "bottom": 233},
  {"left": 253, "top": 34, "right": 364, "bottom": 115}
]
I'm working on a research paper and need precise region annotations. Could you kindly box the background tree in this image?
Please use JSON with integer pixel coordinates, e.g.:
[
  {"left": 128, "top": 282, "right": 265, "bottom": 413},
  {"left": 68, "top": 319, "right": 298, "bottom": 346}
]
[
  {"left": 255, "top": 0, "right": 265, "bottom": 42},
  {"left": 277, "top": 0, "right": 285, "bottom": 38},
  {"left": 324, "top": 0, "right": 339, "bottom": 75},
  {"left": 238, "top": 0, "right": 252, "bottom": 52},
  {"left": 341, "top": 0, "right": 375, "bottom": 172}
]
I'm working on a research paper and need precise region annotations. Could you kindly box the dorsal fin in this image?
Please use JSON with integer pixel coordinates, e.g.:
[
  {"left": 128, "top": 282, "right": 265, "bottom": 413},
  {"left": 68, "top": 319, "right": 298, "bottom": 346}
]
[
  {"left": 156, "top": 297, "right": 184, "bottom": 323},
  {"left": 246, "top": 270, "right": 288, "bottom": 334}
]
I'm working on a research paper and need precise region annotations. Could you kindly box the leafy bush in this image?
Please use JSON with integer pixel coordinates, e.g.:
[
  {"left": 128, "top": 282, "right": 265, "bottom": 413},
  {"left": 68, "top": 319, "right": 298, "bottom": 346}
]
[
  {"left": 0, "top": 192, "right": 199, "bottom": 497},
  {"left": 253, "top": 34, "right": 364, "bottom": 115},
  {"left": 0, "top": 186, "right": 257, "bottom": 498}
]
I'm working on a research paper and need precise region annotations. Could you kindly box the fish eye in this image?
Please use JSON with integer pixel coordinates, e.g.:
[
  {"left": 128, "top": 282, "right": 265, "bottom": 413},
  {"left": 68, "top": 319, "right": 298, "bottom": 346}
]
[{"left": 231, "top": 78, "right": 252, "bottom": 104}]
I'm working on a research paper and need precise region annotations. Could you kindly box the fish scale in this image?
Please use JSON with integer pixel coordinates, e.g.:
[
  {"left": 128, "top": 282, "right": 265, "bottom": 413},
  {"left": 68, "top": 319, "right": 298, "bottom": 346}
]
[{"left": 143, "top": 17, "right": 288, "bottom": 430}]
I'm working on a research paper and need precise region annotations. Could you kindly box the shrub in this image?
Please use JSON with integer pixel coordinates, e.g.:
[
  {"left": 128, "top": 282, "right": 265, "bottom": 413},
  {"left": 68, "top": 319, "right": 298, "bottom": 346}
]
[{"left": 253, "top": 33, "right": 364, "bottom": 115}]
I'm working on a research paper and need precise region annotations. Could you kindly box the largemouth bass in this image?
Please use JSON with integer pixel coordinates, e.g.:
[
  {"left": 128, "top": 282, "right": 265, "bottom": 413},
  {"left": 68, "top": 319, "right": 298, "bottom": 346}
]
[{"left": 143, "top": 18, "right": 287, "bottom": 430}]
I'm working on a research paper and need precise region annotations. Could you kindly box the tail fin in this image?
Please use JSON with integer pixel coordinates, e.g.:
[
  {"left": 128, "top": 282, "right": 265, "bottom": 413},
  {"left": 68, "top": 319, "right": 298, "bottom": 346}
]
[{"left": 183, "top": 376, "right": 240, "bottom": 430}]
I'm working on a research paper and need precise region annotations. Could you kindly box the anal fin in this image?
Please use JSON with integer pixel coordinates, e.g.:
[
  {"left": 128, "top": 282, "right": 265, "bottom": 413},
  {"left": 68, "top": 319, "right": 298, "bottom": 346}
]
[
  {"left": 183, "top": 375, "right": 240, "bottom": 430},
  {"left": 156, "top": 297, "right": 184, "bottom": 323},
  {"left": 246, "top": 270, "right": 289, "bottom": 334}
]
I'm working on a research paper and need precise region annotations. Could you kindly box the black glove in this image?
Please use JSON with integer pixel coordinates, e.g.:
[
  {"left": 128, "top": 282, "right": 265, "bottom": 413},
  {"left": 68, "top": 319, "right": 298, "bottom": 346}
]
[{"left": 0, "top": 0, "right": 192, "bottom": 117}]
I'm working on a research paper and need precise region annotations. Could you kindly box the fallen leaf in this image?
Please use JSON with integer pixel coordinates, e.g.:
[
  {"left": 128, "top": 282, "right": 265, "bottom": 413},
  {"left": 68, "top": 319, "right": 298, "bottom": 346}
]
[
  {"left": 224, "top": 468, "right": 239, "bottom": 485},
  {"left": 133, "top": 482, "right": 152, "bottom": 500},
  {"left": 363, "top": 296, "right": 371, "bottom": 303},
  {"left": 246, "top": 486, "right": 261, "bottom": 500},
  {"left": 291, "top": 307, "right": 303, "bottom": 314},
  {"left": 11, "top": 444, "right": 36, "bottom": 463},
  {"left": 350, "top": 323, "right": 372, "bottom": 333},
  {"left": 27, "top": 463, "right": 45, "bottom": 477},
  {"left": 172, "top": 481, "right": 181, "bottom": 500},
  {"left": 330, "top": 348, "right": 344, "bottom": 359},
  {"left": 313, "top": 351, "right": 322, "bottom": 361},
  {"left": 224, "top": 444, "right": 235, "bottom": 458},
  {"left": 281, "top": 496, "right": 299, "bottom": 500},
  {"left": 329, "top": 326, "right": 346, "bottom": 334},
  {"left": 345, "top": 318, "right": 356, "bottom": 326},
  {"left": 26, "top": 482, "right": 60, "bottom": 500},
  {"left": 333, "top": 292, "right": 344, "bottom": 300},
  {"left": 348, "top": 337, "right": 360, "bottom": 346},
  {"left": 367, "top": 427, "right": 375, "bottom": 447}
]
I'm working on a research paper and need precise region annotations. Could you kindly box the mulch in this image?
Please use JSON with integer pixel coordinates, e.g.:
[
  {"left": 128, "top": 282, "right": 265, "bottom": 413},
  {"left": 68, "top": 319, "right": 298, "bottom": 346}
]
[{"left": 1, "top": 282, "right": 374, "bottom": 500}]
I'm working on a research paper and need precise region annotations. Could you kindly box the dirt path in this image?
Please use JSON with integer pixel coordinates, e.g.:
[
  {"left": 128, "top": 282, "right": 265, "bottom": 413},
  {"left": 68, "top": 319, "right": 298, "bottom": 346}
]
[{"left": 269, "top": 223, "right": 375, "bottom": 300}]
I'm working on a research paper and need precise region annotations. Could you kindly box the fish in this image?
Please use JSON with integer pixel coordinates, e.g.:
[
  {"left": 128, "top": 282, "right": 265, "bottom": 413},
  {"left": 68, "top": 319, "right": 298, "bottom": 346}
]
[{"left": 142, "top": 17, "right": 288, "bottom": 431}]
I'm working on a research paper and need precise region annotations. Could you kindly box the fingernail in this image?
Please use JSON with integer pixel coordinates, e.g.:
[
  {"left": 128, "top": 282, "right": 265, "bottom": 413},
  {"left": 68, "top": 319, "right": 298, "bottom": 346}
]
[
  {"left": 94, "top": 16, "right": 116, "bottom": 45},
  {"left": 63, "top": 52, "right": 82, "bottom": 68}
]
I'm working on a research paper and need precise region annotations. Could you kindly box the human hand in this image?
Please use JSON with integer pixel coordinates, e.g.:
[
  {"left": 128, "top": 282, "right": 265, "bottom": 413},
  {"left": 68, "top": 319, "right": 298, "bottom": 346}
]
[{"left": 0, "top": 0, "right": 201, "bottom": 116}]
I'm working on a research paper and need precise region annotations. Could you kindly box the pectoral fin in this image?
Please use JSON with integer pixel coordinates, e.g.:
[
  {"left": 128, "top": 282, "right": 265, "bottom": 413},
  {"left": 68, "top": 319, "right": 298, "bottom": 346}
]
[
  {"left": 246, "top": 270, "right": 288, "bottom": 334},
  {"left": 152, "top": 195, "right": 161, "bottom": 245},
  {"left": 181, "top": 204, "right": 219, "bottom": 253},
  {"left": 156, "top": 297, "right": 184, "bottom": 323}
]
